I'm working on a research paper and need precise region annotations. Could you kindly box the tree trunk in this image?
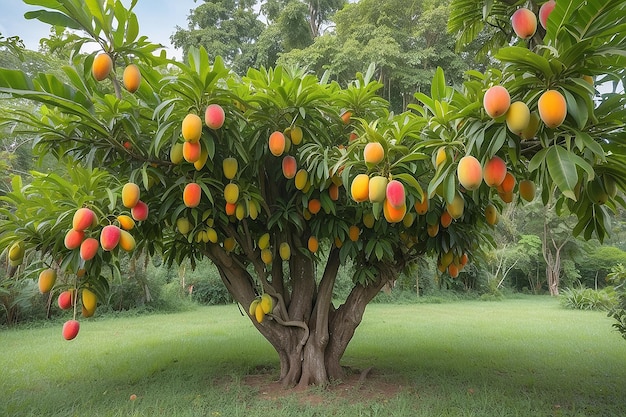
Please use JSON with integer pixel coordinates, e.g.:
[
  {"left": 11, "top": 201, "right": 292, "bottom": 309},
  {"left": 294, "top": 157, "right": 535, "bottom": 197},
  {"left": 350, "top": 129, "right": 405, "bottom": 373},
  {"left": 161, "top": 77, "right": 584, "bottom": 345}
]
[
  {"left": 203, "top": 242, "right": 393, "bottom": 387},
  {"left": 542, "top": 210, "right": 567, "bottom": 297}
]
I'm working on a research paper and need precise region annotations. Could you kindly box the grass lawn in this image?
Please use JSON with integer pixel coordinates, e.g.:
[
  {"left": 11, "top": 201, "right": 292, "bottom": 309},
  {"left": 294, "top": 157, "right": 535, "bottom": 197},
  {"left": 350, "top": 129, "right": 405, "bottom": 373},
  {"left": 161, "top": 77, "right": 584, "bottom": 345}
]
[{"left": 1, "top": 296, "right": 625, "bottom": 416}]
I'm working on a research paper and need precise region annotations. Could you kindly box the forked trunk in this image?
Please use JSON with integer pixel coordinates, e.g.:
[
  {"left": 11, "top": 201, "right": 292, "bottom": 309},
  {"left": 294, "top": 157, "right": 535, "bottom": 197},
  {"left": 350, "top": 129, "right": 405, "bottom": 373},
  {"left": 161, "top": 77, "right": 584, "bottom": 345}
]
[{"left": 205, "top": 243, "right": 393, "bottom": 387}]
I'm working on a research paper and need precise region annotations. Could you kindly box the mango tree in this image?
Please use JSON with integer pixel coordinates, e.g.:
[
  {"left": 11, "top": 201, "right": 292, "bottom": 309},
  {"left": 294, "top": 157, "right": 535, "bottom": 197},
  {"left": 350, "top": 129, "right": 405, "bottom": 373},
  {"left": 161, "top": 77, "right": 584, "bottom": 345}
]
[{"left": 1, "top": 0, "right": 626, "bottom": 388}]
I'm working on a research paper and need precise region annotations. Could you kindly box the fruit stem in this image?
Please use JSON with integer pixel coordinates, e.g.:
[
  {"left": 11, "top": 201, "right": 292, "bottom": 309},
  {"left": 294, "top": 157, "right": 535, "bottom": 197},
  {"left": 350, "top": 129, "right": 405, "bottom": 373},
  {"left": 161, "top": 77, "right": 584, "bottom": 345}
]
[{"left": 111, "top": 69, "right": 123, "bottom": 100}]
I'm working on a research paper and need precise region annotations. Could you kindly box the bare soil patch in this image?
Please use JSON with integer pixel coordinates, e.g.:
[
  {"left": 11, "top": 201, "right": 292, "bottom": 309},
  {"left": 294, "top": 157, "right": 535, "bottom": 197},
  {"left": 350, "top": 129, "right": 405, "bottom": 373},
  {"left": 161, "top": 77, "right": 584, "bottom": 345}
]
[{"left": 242, "top": 366, "right": 407, "bottom": 406}]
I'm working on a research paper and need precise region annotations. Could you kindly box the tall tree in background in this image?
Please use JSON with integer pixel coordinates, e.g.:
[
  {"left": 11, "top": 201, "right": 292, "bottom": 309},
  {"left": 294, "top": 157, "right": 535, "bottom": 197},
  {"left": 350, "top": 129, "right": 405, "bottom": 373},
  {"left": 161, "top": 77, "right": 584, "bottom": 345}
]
[
  {"left": 262, "top": 0, "right": 345, "bottom": 38},
  {"left": 170, "top": 0, "right": 265, "bottom": 72},
  {"left": 172, "top": 0, "right": 345, "bottom": 72},
  {"left": 279, "top": 0, "right": 470, "bottom": 112}
]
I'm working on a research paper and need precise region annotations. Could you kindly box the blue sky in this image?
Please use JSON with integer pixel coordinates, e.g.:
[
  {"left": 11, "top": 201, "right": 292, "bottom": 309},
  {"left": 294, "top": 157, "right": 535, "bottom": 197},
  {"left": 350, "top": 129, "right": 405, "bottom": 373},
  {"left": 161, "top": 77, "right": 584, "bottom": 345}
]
[{"left": 0, "top": 0, "right": 198, "bottom": 59}]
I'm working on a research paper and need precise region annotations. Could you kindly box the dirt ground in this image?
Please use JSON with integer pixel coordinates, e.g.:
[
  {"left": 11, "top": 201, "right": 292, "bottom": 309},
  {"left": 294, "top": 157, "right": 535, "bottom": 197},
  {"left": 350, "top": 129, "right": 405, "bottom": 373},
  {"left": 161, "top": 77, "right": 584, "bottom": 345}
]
[{"left": 242, "top": 366, "right": 406, "bottom": 406}]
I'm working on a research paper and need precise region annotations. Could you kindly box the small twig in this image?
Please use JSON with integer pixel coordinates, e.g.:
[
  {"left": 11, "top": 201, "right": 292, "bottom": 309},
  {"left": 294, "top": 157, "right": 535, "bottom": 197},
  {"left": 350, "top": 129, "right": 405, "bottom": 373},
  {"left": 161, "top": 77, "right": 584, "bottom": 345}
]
[{"left": 357, "top": 367, "right": 373, "bottom": 387}]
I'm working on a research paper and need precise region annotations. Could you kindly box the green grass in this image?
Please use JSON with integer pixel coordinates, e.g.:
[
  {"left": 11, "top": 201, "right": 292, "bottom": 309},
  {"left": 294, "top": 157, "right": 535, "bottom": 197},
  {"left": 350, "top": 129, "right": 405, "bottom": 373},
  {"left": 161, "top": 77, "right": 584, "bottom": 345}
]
[{"left": 2, "top": 296, "right": 625, "bottom": 416}]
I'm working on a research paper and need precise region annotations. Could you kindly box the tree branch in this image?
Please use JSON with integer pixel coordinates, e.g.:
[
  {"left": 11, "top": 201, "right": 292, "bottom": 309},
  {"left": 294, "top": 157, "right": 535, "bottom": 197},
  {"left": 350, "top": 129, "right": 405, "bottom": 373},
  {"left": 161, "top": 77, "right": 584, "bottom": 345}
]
[
  {"left": 312, "top": 247, "right": 340, "bottom": 346},
  {"left": 269, "top": 313, "right": 310, "bottom": 353}
]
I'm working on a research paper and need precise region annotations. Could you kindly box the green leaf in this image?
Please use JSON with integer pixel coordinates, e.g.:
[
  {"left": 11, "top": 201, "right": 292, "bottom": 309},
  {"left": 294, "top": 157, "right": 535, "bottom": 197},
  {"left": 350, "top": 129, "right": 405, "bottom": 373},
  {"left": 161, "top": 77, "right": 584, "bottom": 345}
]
[
  {"left": 546, "top": 145, "right": 578, "bottom": 200},
  {"left": 85, "top": 0, "right": 107, "bottom": 32},
  {"left": 106, "top": 188, "right": 117, "bottom": 212},
  {"left": 495, "top": 47, "right": 553, "bottom": 78},
  {"left": 126, "top": 12, "right": 139, "bottom": 44},
  {"left": 24, "top": 10, "right": 82, "bottom": 30},
  {"left": 528, "top": 147, "right": 549, "bottom": 172},
  {"left": 393, "top": 173, "right": 424, "bottom": 200},
  {"left": 431, "top": 67, "right": 446, "bottom": 102},
  {"left": 0, "top": 68, "right": 34, "bottom": 90},
  {"left": 562, "top": 89, "right": 588, "bottom": 130}
]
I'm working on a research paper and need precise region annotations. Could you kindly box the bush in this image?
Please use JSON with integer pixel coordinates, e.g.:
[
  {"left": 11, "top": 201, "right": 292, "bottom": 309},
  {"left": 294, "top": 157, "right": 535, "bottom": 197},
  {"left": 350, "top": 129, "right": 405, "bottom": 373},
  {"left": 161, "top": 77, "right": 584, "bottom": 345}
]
[
  {"left": 559, "top": 285, "right": 616, "bottom": 311},
  {"left": 607, "top": 264, "right": 626, "bottom": 340},
  {"left": 0, "top": 276, "right": 49, "bottom": 326},
  {"left": 189, "top": 281, "right": 232, "bottom": 305}
]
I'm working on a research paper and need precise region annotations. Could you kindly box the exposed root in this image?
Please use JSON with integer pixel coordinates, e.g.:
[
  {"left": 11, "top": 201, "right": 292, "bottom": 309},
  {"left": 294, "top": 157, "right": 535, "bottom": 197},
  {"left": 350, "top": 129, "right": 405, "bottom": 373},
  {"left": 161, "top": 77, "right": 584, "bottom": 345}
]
[
  {"left": 357, "top": 367, "right": 373, "bottom": 387},
  {"left": 269, "top": 313, "right": 310, "bottom": 353}
]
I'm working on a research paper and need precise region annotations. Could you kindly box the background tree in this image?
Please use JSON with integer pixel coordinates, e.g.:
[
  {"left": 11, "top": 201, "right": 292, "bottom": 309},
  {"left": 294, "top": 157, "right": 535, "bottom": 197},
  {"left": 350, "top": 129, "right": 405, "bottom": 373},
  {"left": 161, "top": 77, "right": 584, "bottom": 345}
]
[
  {"left": 170, "top": 0, "right": 265, "bottom": 72},
  {"left": 279, "top": 0, "right": 470, "bottom": 112},
  {"left": 172, "top": 0, "right": 345, "bottom": 71},
  {"left": 578, "top": 245, "right": 626, "bottom": 289},
  {"left": 1, "top": 0, "right": 626, "bottom": 389}
]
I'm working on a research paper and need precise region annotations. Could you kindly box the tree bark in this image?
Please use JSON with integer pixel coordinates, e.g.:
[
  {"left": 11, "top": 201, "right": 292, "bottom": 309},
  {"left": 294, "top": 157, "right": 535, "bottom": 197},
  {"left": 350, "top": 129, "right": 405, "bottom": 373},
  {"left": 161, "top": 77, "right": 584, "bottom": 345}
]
[
  {"left": 542, "top": 211, "right": 567, "bottom": 297},
  {"left": 325, "top": 272, "right": 390, "bottom": 380},
  {"left": 204, "top": 240, "right": 393, "bottom": 387}
]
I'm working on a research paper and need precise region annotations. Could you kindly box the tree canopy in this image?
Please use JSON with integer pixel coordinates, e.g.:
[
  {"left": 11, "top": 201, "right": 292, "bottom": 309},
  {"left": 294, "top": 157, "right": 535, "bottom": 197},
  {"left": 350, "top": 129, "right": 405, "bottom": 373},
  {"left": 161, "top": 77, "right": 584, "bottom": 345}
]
[
  {"left": 171, "top": 0, "right": 346, "bottom": 72},
  {"left": 1, "top": 0, "right": 626, "bottom": 388}
]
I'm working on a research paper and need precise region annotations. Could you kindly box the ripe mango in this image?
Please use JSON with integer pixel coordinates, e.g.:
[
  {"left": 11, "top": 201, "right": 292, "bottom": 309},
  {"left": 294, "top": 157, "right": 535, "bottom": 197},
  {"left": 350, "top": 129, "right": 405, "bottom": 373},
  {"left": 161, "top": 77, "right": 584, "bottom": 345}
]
[
  {"left": 64, "top": 229, "right": 85, "bottom": 250},
  {"left": 505, "top": 101, "right": 531, "bottom": 135},
  {"left": 183, "top": 141, "right": 201, "bottom": 163},
  {"left": 92, "top": 53, "right": 112, "bottom": 81},
  {"left": 483, "top": 156, "right": 507, "bottom": 188},
  {"left": 182, "top": 114, "right": 202, "bottom": 143},
  {"left": 38, "top": 268, "right": 57, "bottom": 293},
  {"left": 538, "top": 90, "right": 567, "bottom": 128},
  {"left": 383, "top": 199, "right": 406, "bottom": 223},
  {"left": 386, "top": 180, "right": 406, "bottom": 209},
  {"left": 123, "top": 64, "right": 141, "bottom": 93},
  {"left": 483, "top": 85, "right": 510, "bottom": 118},
  {"left": 350, "top": 174, "right": 370, "bottom": 202},
  {"left": 255, "top": 302, "right": 265, "bottom": 323},
  {"left": 100, "top": 225, "right": 121, "bottom": 251},
  {"left": 282, "top": 155, "right": 297, "bottom": 179},
  {"left": 131, "top": 200, "right": 149, "bottom": 221},
  {"left": 117, "top": 215, "right": 135, "bottom": 231},
  {"left": 121, "top": 183, "right": 140, "bottom": 209},
  {"left": 511, "top": 8, "right": 537, "bottom": 39},
  {"left": 364, "top": 142, "right": 384, "bottom": 165},
  {"left": 82, "top": 288, "right": 97, "bottom": 313},
  {"left": 119, "top": 230, "right": 136, "bottom": 252},
  {"left": 72, "top": 207, "right": 97, "bottom": 231},
  {"left": 260, "top": 293, "right": 273, "bottom": 314},
  {"left": 224, "top": 183, "right": 239, "bottom": 204},
  {"left": 80, "top": 237, "right": 99, "bottom": 261},
  {"left": 268, "top": 131, "right": 285, "bottom": 156},
  {"left": 205, "top": 104, "right": 225, "bottom": 129},
  {"left": 62, "top": 319, "right": 80, "bottom": 340},
  {"left": 539, "top": 0, "right": 556, "bottom": 29},
  {"left": 457, "top": 155, "right": 483, "bottom": 191},
  {"left": 249, "top": 299, "right": 260, "bottom": 316},
  {"left": 183, "top": 183, "right": 202, "bottom": 208},
  {"left": 308, "top": 236, "right": 319, "bottom": 253},
  {"left": 58, "top": 290, "right": 74, "bottom": 310}
]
